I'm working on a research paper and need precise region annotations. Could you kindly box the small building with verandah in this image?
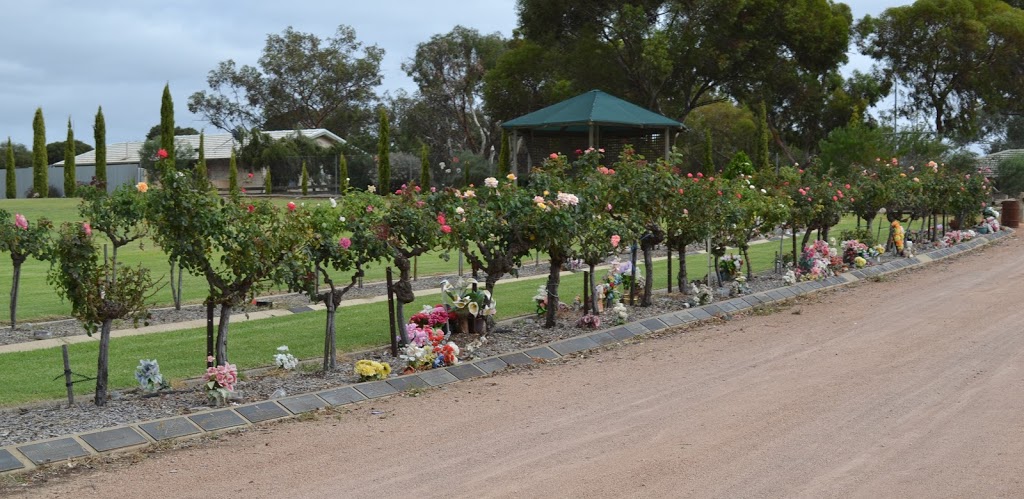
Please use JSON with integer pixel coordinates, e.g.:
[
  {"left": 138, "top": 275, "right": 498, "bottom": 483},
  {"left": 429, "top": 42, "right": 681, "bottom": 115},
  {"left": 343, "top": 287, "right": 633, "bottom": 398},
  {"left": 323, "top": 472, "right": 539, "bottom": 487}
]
[{"left": 500, "top": 89, "right": 684, "bottom": 176}]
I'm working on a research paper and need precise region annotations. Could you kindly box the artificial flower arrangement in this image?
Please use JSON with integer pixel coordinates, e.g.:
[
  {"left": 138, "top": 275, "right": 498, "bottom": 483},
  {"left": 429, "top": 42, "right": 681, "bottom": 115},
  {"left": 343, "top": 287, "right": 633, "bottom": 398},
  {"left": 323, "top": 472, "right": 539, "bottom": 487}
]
[
  {"left": 533, "top": 285, "right": 549, "bottom": 317},
  {"left": 853, "top": 256, "right": 867, "bottom": 268},
  {"left": 576, "top": 313, "right": 601, "bottom": 329},
  {"left": 273, "top": 345, "right": 298, "bottom": 370},
  {"left": 783, "top": 270, "right": 797, "bottom": 285},
  {"left": 718, "top": 254, "right": 744, "bottom": 279},
  {"left": 943, "top": 229, "right": 976, "bottom": 247},
  {"left": 441, "top": 278, "right": 495, "bottom": 333},
  {"left": 203, "top": 357, "right": 238, "bottom": 406},
  {"left": 611, "top": 302, "right": 629, "bottom": 325},
  {"left": 596, "top": 258, "right": 643, "bottom": 308},
  {"left": 134, "top": 359, "right": 165, "bottom": 394},
  {"left": 400, "top": 305, "right": 461, "bottom": 372},
  {"left": 891, "top": 221, "right": 905, "bottom": 254},
  {"left": 977, "top": 216, "right": 1001, "bottom": 234},
  {"left": 796, "top": 240, "right": 840, "bottom": 281},
  {"left": 354, "top": 359, "right": 391, "bottom": 381}
]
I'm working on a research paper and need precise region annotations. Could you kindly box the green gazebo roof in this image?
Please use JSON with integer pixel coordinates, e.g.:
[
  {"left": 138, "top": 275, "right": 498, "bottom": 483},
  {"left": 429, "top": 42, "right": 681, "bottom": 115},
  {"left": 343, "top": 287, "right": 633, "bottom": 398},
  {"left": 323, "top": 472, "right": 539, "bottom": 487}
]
[{"left": 501, "top": 89, "right": 683, "bottom": 134}]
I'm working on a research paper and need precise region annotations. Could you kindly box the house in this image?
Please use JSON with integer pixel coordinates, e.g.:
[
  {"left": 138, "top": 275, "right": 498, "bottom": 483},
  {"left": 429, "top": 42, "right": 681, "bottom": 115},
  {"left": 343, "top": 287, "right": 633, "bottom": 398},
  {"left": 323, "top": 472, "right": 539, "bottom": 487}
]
[
  {"left": 977, "top": 149, "right": 1024, "bottom": 178},
  {"left": 60, "top": 129, "right": 346, "bottom": 191}
]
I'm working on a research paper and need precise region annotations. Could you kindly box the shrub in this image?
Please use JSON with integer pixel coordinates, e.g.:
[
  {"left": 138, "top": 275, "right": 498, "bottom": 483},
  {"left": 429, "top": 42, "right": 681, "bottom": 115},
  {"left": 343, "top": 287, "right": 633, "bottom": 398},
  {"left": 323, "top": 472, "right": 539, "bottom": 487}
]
[{"left": 837, "top": 228, "right": 875, "bottom": 247}]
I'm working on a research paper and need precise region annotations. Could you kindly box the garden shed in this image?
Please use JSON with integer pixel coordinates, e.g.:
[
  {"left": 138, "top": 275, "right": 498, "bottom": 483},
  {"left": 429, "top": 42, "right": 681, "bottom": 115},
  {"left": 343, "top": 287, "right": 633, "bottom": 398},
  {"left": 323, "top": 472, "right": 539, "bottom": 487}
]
[{"left": 501, "top": 89, "right": 684, "bottom": 175}]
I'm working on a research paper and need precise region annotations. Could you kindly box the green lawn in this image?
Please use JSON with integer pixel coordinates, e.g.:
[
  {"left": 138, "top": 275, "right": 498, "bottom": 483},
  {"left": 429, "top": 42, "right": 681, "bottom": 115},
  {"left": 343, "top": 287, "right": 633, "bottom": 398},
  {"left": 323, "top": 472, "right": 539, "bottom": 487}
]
[{"left": 0, "top": 234, "right": 801, "bottom": 407}]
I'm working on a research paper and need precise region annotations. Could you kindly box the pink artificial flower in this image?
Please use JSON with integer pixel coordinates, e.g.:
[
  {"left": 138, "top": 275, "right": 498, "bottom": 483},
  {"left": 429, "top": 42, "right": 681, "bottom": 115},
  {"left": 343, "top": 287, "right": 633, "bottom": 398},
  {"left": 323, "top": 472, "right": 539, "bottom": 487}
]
[
  {"left": 156, "top": 149, "right": 168, "bottom": 159},
  {"left": 339, "top": 237, "right": 352, "bottom": 249},
  {"left": 610, "top": 235, "right": 621, "bottom": 248},
  {"left": 207, "top": 355, "right": 215, "bottom": 363},
  {"left": 82, "top": 222, "right": 92, "bottom": 236},
  {"left": 441, "top": 224, "right": 452, "bottom": 234},
  {"left": 14, "top": 213, "right": 27, "bottom": 230},
  {"left": 287, "top": 202, "right": 296, "bottom": 212}
]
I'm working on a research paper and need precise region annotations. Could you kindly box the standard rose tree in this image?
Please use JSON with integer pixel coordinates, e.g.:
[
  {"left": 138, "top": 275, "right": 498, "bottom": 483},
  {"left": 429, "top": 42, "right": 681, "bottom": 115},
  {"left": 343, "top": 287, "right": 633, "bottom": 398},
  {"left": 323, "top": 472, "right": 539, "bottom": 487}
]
[{"left": 0, "top": 210, "right": 52, "bottom": 330}]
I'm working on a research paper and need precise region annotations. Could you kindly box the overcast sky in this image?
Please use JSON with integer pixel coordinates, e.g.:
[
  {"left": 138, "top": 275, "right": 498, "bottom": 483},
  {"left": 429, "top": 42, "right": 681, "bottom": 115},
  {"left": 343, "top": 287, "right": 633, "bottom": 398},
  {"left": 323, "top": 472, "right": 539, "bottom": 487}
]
[{"left": 0, "top": 0, "right": 902, "bottom": 148}]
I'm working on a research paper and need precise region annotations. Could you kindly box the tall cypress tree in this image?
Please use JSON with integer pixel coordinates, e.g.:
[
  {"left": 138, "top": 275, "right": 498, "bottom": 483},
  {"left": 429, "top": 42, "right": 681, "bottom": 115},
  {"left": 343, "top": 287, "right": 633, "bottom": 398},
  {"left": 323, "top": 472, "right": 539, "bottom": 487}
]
[
  {"left": 377, "top": 108, "right": 390, "bottom": 194},
  {"left": 420, "top": 143, "right": 430, "bottom": 188},
  {"left": 5, "top": 138, "right": 15, "bottom": 199},
  {"left": 228, "top": 148, "right": 239, "bottom": 198},
  {"left": 94, "top": 107, "right": 107, "bottom": 187},
  {"left": 32, "top": 107, "right": 48, "bottom": 198},
  {"left": 160, "top": 84, "right": 175, "bottom": 165},
  {"left": 497, "top": 130, "right": 511, "bottom": 178},
  {"left": 64, "top": 117, "right": 76, "bottom": 197},
  {"left": 756, "top": 101, "right": 771, "bottom": 173},
  {"left": 195, "top": 132, "right": 207, "bottom": 181},
  {"left": 703, "top": 129, "right": 715, "bottom": 176},
  {"left": 264, "top": 168, "right": 272, "bottom": 195},
  {"left": 301, "top": 161, "right": 309, "bottom": 196},
  {"left": 338, "top": 153, "right": 348, "bottom": 193}
]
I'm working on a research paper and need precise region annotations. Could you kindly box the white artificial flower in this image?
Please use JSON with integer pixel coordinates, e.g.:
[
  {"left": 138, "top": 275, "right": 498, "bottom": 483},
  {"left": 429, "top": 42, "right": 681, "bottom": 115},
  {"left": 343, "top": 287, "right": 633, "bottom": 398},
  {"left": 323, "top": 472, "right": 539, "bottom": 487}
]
[{"left": 468, "top": 302, "right": 480, "bottom": 316}]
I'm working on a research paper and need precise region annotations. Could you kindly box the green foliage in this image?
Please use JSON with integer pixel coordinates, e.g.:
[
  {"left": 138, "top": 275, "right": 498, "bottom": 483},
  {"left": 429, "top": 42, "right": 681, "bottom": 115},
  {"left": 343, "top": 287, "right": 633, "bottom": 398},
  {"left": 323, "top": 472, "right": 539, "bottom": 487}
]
[
  {"left": 838, "top": 228, "right": 875, "bottom": 246},
  {"left": 996, "top": 155, "right": 1024, "bottom": 196},
  {"left": 188, "top": 24, "right": 383, "bottom": 141},
  {"left": 94, "top": 107, "right": 107, "bottom": 186},
  {"left": 704, "top": 129, "right": 715, "bottom": 175},
  {"left": 756, "top": 101, "right": 771, "bottom": 172},
  {"left": 229, "top": 149, "right": 239, "bottom": 198},
  {"left": 419, "top": 143, "right": 430, "bottom": 188},
  {"left": 63, "top": 119, "right": 77, "bottom": 197},
  {"left": 497, "top": 130, "right": 510, "bottom": 178},
  {"left": 264, "top": 168, "right": 272, "bottom": 194},
  {"left": 856, "top": 0, "right": 1024, "bottom": 139},
  {"left": 145, "top": 125, "right": 198, "bottom": 141},
  {"left": 5, "top": 138, "right": 15, "bottom": 199},
  {"left": 31, "top": 108, "right": 47, "bottom": 198},
  {"left": 78, "top": 184, "right": 148, "bottom": 252},
  {"left": 338, "top": 153, "right": 349, "bottom": 192},
  {"left": 138, "top": 139, "right": 197, "bottom": 178},
  {"left": 377, "top": 108, "right": 390, "bottom": 193},
  {"left": 160, "top": 84, "right": 175, "bottom": 165},
  {"left": 723, "top": 151, "right": 754, "bottom": 180},
  {"left": 196, "top": 132, "right": 207, "bottom": 181},
  {"left": 301, "top": 161, "right": 309, "bottom": 196}
]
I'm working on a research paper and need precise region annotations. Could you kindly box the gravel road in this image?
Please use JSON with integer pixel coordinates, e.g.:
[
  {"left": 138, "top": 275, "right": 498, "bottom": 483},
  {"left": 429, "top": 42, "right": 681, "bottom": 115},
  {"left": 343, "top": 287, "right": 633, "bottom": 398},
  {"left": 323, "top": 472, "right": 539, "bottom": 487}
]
[{"left": 12, "top": 234, "right": 1023, "bottom": 498}]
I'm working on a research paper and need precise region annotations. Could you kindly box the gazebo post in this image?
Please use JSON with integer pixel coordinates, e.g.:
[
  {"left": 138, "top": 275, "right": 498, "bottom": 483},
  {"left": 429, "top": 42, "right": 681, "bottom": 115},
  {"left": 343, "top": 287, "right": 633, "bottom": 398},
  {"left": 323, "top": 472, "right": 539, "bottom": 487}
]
[
  {"left": 588, "top": 123, "right": 595, "bottom": 150},
  {"left": 664, "top": 127, "right": 671, "bottom": 161}
]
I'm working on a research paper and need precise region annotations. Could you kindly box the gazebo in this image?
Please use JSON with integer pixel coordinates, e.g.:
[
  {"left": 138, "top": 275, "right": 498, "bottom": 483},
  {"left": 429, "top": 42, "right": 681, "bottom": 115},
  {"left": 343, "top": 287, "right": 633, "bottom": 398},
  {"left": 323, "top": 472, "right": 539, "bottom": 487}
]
[{"left": 501, "top": 89, "right": 684, "bottom": 175}]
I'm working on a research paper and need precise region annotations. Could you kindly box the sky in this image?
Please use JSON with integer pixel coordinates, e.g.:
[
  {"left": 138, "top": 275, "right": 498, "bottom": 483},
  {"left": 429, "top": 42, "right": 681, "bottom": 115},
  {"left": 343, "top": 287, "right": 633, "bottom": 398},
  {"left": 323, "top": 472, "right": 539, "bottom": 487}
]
[{"left": 0, "top": 0, "right": 903, "bottom": 148}]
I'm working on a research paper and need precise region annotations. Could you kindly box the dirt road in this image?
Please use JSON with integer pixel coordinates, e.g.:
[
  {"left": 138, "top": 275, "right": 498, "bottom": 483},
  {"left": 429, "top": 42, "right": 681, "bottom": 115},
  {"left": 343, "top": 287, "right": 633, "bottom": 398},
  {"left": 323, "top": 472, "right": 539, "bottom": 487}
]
[{"left": 21, "top": 235, "right": 1024, "bottom": 498}]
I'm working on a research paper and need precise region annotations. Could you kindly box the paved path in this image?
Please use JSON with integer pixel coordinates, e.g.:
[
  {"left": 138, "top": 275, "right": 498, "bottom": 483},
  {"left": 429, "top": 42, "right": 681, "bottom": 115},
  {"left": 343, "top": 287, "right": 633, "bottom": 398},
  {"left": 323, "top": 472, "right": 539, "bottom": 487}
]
[{"left": 21, "top": 233, "right": 1024, "bottom": 497}]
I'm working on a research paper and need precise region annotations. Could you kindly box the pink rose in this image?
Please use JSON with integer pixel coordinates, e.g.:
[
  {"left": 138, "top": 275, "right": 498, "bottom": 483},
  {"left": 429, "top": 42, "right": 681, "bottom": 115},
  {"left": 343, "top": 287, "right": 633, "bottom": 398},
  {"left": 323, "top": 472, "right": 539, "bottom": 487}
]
[
  {"left": 82, "top": 222, "right": 92, "bottom": 236},
  {"left": 287, "top": 202, "right": 296, "bottom": 212},
  {"left": 441, "top": 225, "right": 452, "bottom": 234},
  {"left": 156, "top": 149, "right": 168, "bottom": 159},
  {"left": 366, "top": 205, "right": 374, "bottom": 213},
  {"left": 339, "top": 237, "right": 352, "bottom": 249},
  {"left": 610, "top": 235, "right": 620, "bottom": 248},
  {"left": 548, "top": 153, "right": 558, "bottom": 160},
  {"left": 14, "top": 213, "right": 27, "bottom": 230},
  {"left": 437, "top": 214, "right": 446, "bottom": 225}
]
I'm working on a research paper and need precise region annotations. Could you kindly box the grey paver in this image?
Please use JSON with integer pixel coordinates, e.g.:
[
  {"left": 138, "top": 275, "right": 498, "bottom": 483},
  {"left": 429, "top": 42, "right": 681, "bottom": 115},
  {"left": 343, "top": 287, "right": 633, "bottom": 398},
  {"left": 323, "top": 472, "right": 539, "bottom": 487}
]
[
  {"left": 674, "top": 311, "right": 698, "bottom": 323},
  {"left": 318, "top": 386, "right": 367, "bottom": 406},
  {"left": 606, "top": 326, "right": 637, "bottom": 341},
  {"left": 236, "top": 402, "right": 290, "bottom": 423},
  {"left": 473, "top": 357, "right": 508, "bottom": 374},
  {"left": 625, "top": 322, "right": 649, "bottom": 334},
  {"left": 524, "top": 346, "right": 559, "bottom": 360},
  {"left": 703, "top": 304, "right": 724, "bottom": 316},
  {"left": 589, "top": 331, "right": 618, "bottom": 346},
  {"left": 353, "top": 380, "right": 399, "bottom": 399},
  {"left": 640, "top": 318, "right": 667, "bottom": 331},
  {"left": 288, "top": 306, "right": 313, "bottom": 313},
  {"left": 499, "top": 352, "right": 534, "bottom": 366},
  {"left": 80, "top": 427, "right": 148, "bottom": 452},
  {"left": 445, "top": 363, "right": 486, "bottom": 380},
  {"left": 139, "top": 418, "right": 201, "bottom": 441},
  {"left": 278, "top": 394, "right": 328, "bottom": 414},
  {"left": 658, "top": 313, "right": 683, "bottom": 327},
  {"left": 387, "top": 375, "right": 429, "bottom": 392},
  {"left": 741, "top": 295, "right": 763, "bottom": 307},
  {"left": 17, "top": 438, "right": 89, "bottom": 465},
  {"left": 548, "top": 335, "right": 600, "bottom": 356},
  {"left": 716, "top": 301, "right": 738, "bottom": 313},
  {"left": 418, "top": 369, "right": 458, "bottom": 386},
  {"left": 188, "top": 409, "right": 247, "bottom": 431},
  {"left": 688, "top": 307, "right": 712, "bottom": 320},
  {"left": 0, "top": 449, "right": 24, "bottom": 472}
]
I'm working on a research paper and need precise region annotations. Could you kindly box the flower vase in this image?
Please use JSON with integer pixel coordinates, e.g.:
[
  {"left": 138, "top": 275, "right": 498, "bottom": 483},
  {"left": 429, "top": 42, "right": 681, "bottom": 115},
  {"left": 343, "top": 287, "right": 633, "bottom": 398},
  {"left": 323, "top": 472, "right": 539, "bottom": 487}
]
[{"left": 456, "top": 314, "right": 470, "bottom": 335}]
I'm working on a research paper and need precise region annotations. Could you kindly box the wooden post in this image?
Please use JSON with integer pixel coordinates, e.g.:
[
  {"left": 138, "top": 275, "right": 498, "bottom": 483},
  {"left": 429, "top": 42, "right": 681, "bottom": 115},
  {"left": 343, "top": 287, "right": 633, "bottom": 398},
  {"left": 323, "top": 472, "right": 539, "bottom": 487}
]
[
  {"left": 458, "top": 250, "right": 464, "bottom": 276},
  {"left": 629, "top": 244, "right": 638, "bottom": 306},
  {"left": 413, "top": 256, "right": 418, "bottom": 282},
  {"left": 62, "top": 345, "right": 74, "bottom": 407},
  {"left": 667, "top": 247, "right": 672, "bottom": 293},
  {"left": 386, "top": 267, "right": 398, "bottom": 357}
]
